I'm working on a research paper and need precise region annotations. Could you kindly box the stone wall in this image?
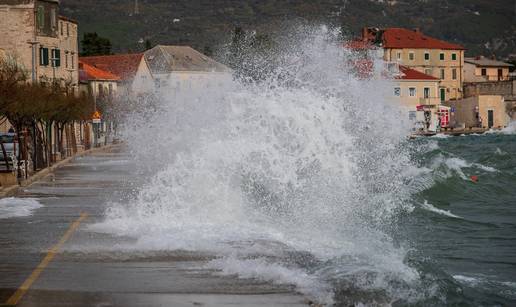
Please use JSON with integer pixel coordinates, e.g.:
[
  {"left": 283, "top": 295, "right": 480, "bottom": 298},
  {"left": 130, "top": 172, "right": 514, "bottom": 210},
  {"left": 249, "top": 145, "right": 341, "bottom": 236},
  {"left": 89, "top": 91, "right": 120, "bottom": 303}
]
[{"left": 464, "top": 80, "right": 516, "bottom": 98}]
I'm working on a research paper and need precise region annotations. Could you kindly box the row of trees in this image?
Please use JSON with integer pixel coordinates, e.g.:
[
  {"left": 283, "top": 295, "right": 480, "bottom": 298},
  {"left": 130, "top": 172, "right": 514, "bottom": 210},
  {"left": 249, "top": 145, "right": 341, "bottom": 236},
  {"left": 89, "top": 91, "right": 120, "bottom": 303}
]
[{"left": 0, "top": 55, "right": 94, "bottom": 172}]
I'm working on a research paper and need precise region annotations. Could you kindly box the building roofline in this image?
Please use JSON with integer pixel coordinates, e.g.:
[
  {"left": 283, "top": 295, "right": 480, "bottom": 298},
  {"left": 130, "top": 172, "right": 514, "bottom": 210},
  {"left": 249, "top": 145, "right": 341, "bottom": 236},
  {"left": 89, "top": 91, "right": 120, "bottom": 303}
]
[{"left": 59, "top": 15, "right": 77, "bottom": 24}]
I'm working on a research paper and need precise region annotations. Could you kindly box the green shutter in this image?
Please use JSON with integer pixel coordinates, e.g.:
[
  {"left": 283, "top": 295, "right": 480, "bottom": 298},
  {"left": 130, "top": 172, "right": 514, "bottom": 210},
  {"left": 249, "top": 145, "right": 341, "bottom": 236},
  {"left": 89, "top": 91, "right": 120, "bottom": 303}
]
[
  {"left": 37, "top": 6, "right": 45, "bottom": 29},
  {"left": 52, "top": 49, "right": 61, "bottom": 67},
  {"left": 43, "top": 48, "right": 49, "bottom": 66},
  {"left": 55, "top": 49, "right": 61, "bottom": 67}
]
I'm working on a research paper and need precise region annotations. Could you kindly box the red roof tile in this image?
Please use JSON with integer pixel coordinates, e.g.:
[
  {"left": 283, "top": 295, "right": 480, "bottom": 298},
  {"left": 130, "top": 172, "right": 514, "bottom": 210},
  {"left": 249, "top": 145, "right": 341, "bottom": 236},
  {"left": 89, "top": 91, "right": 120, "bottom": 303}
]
[
  {"left": 397, "top": 65, "right": 439, "bottom": 80},
  {"left": 343, "top": 40, "right": 375, "bottom": 50},
  {"left": 79, "top": 61, "right": 120, "bottom": 82},
  {"left": 381, "top": 28, "right": 465, "bottom": 50},
  {"left": 80, "top": 53, "right": 143, "bottom": 81}
]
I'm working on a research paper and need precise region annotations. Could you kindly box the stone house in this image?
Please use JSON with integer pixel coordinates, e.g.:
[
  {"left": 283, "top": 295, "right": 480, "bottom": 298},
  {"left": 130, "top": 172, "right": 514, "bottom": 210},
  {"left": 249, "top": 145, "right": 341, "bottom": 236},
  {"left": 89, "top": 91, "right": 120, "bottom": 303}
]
[
  {"left": 143, "top": 45, "right": 232, "bottom": 90},
  {"left": 361, "top": 27, "right": 465, "bottom": 102},
  {"left": 464, "top": 56, "right": 514, "bottom": 82},
  {"left": 0, "top": 0, "right": 79, "bottom": 92}
]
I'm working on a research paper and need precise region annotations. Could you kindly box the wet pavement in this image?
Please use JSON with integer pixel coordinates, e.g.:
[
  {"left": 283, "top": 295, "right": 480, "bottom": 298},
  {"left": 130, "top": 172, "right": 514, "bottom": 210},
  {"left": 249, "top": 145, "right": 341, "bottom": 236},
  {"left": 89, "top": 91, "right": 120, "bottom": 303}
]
[{"left": 0, "top": 147, "right": 306, "bottom": 306}]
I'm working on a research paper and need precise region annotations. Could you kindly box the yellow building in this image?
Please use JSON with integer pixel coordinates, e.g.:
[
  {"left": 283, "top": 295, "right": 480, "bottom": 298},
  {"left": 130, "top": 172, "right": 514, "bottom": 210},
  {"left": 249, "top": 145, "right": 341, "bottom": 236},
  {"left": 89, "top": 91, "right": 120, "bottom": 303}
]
[
  {"left": 445, "top": 96, "right": 509, "bottom": 129},
  {"left": 393, "top": 65, "right": 441, "bottom": 108},
  {"left": 464, "top": 56, "right": 514, "bottom": 82},
  {"left": 362, "top": 27, "right": 465, "bottom": 102}
]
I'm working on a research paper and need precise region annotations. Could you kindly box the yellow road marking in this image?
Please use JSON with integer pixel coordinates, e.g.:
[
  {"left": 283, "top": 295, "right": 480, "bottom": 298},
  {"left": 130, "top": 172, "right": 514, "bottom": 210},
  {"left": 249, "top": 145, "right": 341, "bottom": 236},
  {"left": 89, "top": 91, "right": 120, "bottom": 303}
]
[{"left": 5, "top": 213, "right": 89, "bottom": 306}]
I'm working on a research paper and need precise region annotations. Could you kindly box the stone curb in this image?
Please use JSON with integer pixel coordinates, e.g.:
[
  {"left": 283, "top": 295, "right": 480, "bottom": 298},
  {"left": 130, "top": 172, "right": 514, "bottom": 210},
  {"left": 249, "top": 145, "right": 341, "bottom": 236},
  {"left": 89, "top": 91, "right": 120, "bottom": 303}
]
[{"left": 0, "top": 143, "right": 121, "bottom": 198}]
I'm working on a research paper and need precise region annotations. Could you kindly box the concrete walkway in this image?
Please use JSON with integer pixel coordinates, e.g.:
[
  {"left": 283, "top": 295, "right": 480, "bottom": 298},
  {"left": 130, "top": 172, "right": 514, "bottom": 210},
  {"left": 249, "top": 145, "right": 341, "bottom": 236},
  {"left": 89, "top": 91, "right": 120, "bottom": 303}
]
[{"left": 0, "top": 147, "right": 307, "bottom": 307}]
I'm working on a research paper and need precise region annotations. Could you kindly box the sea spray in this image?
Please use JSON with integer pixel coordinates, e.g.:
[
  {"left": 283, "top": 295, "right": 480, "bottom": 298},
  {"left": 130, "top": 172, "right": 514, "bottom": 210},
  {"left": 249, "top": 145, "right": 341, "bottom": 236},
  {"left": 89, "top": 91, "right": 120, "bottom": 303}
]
[{"left": 90, "top": 26, "right": 428, "bottom": 304}]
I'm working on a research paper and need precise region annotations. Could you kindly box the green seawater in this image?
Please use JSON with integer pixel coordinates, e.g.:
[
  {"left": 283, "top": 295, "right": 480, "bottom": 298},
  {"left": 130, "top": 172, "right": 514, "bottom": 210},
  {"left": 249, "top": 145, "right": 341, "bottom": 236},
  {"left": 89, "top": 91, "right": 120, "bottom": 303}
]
[{"left": 401, "top": 132, "right": 516, "bottom": 306}]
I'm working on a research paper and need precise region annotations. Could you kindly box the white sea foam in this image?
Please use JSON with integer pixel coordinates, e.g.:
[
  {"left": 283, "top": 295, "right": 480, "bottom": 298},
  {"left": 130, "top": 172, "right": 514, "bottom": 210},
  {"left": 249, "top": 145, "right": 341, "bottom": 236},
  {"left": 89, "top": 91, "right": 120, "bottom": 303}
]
[
  {"left": 501, "top": 121, "right": 516, "bottom": 135},
  {"left": 206, "top": 256, "right": 334, "bottom": 304},
  {"left": 431, "top": 134, "right": 450, "bottom": 139},
  {"left": 453, "top": 275, "right": 481, "bottom": 285},
  {"left": 421, "top": 200, "right": 462, "bottom": 219},
  {"left": 431, "top": 155, "right": 497, "bottom": 180},
  {"left": 0, "top": 197, "right": 43, "bottom": 219},
  {"left": 90, "top": 26, "right": 427, "bottom": 303},
  {"left": 495, "top": 147, "right": 507, "bottom": 155}
]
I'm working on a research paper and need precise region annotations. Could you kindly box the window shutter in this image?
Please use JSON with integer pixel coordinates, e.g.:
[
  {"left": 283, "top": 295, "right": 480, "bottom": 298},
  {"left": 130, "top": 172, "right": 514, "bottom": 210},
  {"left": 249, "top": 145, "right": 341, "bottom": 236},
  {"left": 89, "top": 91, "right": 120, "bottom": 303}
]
[
  {"left": 43, "top": 48, "right": 49, "bottom": 66},
  {"left": 39, "top": 48, "right": 44, "bottom": 65},
  {"left": 55, "top": 49, "right": 61, "bottom": 67},
  {"left": 37, "top": 6, "right": 45, "bottom": 29}
]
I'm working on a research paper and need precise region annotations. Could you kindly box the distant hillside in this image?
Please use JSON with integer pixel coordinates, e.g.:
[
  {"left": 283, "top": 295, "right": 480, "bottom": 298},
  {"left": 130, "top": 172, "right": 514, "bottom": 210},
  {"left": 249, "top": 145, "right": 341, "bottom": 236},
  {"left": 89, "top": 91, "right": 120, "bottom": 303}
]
[{"left": 61, "top": 0, "right": 516, "bottom": 59}]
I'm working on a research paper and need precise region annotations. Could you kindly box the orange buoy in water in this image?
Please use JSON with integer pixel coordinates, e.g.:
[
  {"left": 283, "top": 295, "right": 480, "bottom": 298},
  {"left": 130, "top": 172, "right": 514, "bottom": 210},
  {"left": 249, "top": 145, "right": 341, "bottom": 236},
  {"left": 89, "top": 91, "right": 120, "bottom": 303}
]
[{"left": 470, "top": 175, "right": 479, "bottom": 183}]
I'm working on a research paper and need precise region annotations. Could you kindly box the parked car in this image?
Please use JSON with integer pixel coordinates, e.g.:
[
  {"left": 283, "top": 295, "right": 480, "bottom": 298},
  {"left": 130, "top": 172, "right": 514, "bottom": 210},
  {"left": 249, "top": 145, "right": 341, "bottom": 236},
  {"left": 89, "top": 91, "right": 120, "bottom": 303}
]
[{"left": 0, "top": 132, "right": 18, "bottom": 171}]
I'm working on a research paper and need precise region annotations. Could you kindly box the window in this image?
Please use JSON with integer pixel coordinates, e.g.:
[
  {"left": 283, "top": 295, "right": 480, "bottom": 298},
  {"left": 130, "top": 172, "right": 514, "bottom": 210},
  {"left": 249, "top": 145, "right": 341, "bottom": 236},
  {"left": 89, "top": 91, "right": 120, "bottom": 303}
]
[
  {"left": 39, "top": 47, "right": 49, "bottom": 66},
  {"left": 60, "top": 22, "right": 63, "bottom": 36},
  {"left": 98, "top": 84, "right": 104, "bottom": 97},
  {"left": 71, "top": 53, "right": 75, "bottom": 69},
  {"left": 65, "top": 51, "right": 68, "bottom": 68},
  {"left": 439, "top": 53, "right": 445, "bottom": 61},
  {"left": 67, "top": 23, "right": 70, "bottom": 36},
  {"left": 425, "top": 68, "right": 432, "bottom": 76},
  {"left": 108, "top": 84, "right": 113, "bottom": 96},
  {"left": 394, "top": 87, "right": 401, "bottom": 96},
  {"left": 37, "top": 6, "right": 45, "bottom": 29},
  {"left": 440, "top": 88, "right": 446, "bottom": 102},
  {"left": 396, "top": 52, "right": 401, "bottom": 61},
  {"left": 424, "top": 87, "right": 430, "bottom": 99},
  {"left": 440, "top": 68, "right": 445, "bottom": 79},
  {"left": 51, "top": 49, "right": 61, "bottom": 67},
  {"left": 409, "top": 52, "right": 415, "bottom": 61},
  {"left": 424, "top": 52, "right": 430, "bottom": 61},
  {"left": 481, "top": 68, "right": 487, "bottom": 76},
  {"left": 452, "top": 68, "right": 457, "bottom": 80},
  {"left": 409, "top": 87, "right": 416, "bottom": 97},
  {"left": 451, "top": 53, "right": 457, "bottom": 61},
  {"left": 50, "top": 8, "right": 56, "bottom": 30}
]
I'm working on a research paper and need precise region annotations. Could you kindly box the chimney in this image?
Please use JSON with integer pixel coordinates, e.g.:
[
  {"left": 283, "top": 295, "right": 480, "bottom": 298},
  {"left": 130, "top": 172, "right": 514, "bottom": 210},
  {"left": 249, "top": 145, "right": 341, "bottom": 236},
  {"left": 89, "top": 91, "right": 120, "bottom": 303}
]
[
  {"left": 362, "top": 27, "right": 369, "bottom": 41},
  {"left": 413, "top": 28, "right": 420, "bottom": 33},
  {"left": 491, "top": 54, "right": 496, "bottom": 60}
]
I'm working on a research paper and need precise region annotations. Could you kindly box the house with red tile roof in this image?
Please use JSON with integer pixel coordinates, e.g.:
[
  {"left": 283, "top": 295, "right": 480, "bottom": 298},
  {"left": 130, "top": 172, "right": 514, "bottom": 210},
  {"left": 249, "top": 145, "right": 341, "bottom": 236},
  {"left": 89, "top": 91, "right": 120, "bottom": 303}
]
[
  {"left": 80, "top": 53, "right": 153, "bottom": 94},
  {"left": 79, "top": 60, "right": 120, "bottom": 104},
  {"left": 393, "top": 65, "right": 441, "bottom": 108},
  {"left": 361, "top": 27, "right": 465, "bottom": 102}
]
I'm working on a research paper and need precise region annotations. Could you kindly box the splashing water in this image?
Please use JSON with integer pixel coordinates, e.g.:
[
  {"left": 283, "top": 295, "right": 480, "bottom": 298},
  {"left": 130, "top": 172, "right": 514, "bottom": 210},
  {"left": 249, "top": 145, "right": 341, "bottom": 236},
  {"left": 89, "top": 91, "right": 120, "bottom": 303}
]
[{"left": 91, "top": 27, "right": 429, "bottom": 304}]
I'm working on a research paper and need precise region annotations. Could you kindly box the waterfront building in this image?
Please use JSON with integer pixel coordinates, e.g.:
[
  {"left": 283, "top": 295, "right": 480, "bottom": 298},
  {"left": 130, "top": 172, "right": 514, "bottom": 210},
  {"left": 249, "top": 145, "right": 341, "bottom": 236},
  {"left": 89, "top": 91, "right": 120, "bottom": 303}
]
[
  {"left": 393, "top": 64, "right": 441, "bottom": 108},
  {"left": 361, "top": 27, "right": 465, "bottom": 102},
  {"left": 79, "top": 53, "right": 153, "bottom": 95},
  {"left": 143, "top": 45, "right": 232, "bottom": 90},
  {"left": 0, "top": 0, "right": 79, "bottom": 92},
  {"left": 445, "top": 95, "right": 509, "bottom": 129},
  {"left": 464, "top": 56, "right": 514, "bottom": 82},
  {"left": 78, "top": 61, "right": 121, "bottom": 148}
]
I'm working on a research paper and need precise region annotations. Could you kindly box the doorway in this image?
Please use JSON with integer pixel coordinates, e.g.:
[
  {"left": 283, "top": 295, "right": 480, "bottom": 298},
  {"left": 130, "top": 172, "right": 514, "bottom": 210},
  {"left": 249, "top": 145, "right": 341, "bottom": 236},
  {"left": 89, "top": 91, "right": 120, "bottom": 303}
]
[{"left": 488, "top": 110, "right": 494, "bottom": 128}]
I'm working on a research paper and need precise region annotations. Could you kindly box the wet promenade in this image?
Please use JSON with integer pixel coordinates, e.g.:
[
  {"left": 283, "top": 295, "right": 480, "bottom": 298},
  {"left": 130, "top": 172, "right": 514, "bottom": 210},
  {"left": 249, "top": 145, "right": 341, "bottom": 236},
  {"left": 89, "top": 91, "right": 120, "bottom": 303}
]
[{"left": 0, "top": 148, "right": 306, "bottom": 307}]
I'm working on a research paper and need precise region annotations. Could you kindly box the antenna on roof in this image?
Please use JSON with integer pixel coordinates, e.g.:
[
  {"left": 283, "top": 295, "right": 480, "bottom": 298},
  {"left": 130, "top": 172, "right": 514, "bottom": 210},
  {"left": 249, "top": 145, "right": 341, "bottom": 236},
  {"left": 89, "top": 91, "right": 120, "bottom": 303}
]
[{"left": 134, "top": 0, "right": 140, "bottom": 15}]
